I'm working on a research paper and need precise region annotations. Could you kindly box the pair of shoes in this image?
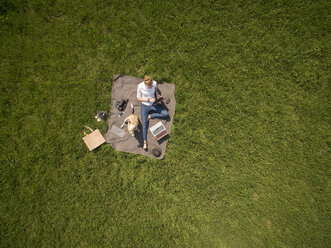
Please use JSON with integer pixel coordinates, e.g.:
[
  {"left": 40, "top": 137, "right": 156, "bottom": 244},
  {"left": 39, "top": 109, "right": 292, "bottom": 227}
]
[
  {"left": 143, "top": 141, "right": 148, "bottom": 150},
  {"left": 155, "top": 96, "right": 164, "bottom": 104},
  {"left": 155, "top": 90, "right": 163, "bottom": 103}
]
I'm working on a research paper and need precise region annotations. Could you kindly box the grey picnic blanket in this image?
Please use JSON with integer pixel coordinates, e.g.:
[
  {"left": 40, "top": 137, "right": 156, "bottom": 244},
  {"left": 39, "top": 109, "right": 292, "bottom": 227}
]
[{"left": 104, "top": 75, "right": 176, "bottom": 159}]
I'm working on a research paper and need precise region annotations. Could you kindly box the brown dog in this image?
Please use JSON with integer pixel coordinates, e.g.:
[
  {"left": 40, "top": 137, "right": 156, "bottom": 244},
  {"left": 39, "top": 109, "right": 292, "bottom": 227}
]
[{"left": 120, "top": 104, "right": 139, "bottom": 136}]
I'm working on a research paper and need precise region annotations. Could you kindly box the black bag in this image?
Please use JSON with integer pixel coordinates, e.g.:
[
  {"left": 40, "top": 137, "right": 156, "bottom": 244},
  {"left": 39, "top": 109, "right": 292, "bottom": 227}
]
[{"left": 115, "top": 99, "right": 128, "bottom": 111}]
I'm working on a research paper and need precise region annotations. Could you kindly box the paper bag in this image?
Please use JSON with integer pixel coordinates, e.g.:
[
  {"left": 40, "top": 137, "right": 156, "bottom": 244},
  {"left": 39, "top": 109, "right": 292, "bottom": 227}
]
[{"left": 83, "top": 126, "right": 106, "bottom": 151}]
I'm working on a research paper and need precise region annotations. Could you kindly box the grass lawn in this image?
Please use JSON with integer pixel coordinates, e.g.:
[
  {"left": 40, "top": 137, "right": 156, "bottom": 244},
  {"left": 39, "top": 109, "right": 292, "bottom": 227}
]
[{"left": 0, "top": 0, "right": 330, "bottom": 247}]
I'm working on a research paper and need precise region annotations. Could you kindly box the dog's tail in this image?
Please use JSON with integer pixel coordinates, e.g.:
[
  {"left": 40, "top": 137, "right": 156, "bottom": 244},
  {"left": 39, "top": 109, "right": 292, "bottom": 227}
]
[{"left": 131, "top": 103, "right": 134, "bottom": 114}]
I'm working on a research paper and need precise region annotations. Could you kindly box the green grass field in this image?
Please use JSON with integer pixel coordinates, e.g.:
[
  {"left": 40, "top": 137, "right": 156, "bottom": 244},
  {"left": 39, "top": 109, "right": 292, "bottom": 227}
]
[{"left": 1, "top": 0, "right": 330, "bottom": 247}]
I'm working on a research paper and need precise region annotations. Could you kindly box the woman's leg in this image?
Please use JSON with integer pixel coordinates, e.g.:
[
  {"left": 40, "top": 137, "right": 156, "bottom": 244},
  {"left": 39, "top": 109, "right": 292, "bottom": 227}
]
[
  {"left": 149, "top": 104, "right": 169, "bottom": 119},
  {"left": 141, "top": 104, "right": 152, "bottom": 143}
]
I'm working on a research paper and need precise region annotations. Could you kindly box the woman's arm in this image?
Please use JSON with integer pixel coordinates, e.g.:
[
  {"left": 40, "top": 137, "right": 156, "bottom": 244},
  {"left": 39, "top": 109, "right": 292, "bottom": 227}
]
[{"left": 137, "top": 97, "right": 155, "bottom": 103}]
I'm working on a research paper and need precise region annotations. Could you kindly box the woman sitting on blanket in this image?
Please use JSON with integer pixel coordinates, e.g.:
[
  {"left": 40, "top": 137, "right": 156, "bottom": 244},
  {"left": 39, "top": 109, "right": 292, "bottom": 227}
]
[{"left": 137, "top": 75, "right": 169, "bottom": 150}]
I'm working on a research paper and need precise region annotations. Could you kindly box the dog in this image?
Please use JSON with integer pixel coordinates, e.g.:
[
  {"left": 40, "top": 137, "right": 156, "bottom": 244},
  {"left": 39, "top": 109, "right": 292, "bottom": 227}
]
[{"left": 120, "top": 104, "right": 139, "bottom": 136}]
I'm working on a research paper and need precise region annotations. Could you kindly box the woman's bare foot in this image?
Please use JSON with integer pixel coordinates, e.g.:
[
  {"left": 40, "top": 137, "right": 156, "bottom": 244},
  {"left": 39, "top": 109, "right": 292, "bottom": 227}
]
[
  {"left": 143, "top": 141, "right": 148, "bottom": 150},
  {"left": 147, "top": 114, "right": 151, "bottom": 121}
]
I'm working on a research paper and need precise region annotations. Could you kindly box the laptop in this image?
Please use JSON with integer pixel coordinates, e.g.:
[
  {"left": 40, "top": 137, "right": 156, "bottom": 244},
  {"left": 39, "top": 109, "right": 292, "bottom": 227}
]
[{"left": 149, "top": 121, "right": 168, "bottom": 141}]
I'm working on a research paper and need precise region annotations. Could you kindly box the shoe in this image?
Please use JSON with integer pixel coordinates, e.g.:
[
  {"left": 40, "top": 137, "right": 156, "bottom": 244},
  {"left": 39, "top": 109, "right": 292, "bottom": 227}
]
[{"left": 155, "top": 89, "right": 164, "bottom": 103}]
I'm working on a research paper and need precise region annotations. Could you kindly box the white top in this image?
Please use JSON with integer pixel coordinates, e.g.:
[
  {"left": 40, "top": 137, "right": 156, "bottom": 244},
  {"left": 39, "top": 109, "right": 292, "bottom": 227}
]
[{"left": 137, "top": 80, "right": 157, "bottom": 106}]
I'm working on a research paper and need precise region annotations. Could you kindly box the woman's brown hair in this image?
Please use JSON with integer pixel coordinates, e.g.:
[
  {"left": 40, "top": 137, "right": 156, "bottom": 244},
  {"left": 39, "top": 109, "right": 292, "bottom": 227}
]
[{"left": 144, "top": 75, "right": 153, "bottom": 87}]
